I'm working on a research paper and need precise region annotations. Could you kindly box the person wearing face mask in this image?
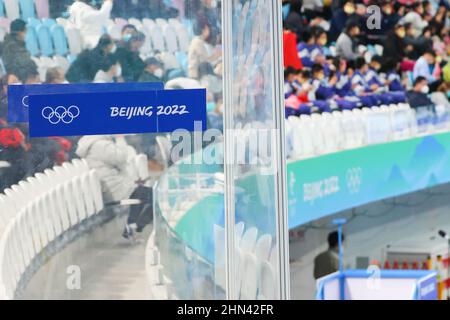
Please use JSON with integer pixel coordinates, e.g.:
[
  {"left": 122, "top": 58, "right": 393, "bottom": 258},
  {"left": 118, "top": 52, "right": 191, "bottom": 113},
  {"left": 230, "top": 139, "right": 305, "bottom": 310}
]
[
  {"left": 400, "top": 2, "right": 429, "bottom": 39},
  {"left": 329, "top": 0, "right": 357, "bottom": 42},
  {"left": 117, "top": 24, "right": 137, "bottom": 48},
  {"left": 297, "top": 30, "right": 317, "bottom": 68},
  {"left": 138, "top": 57, "right": 165, "bottom": 83},
  {"left": 407, "top": 76, "right": 435, "bottom": 111},
  {"left": 335, "top": 20, "right": 361, "bottom": 61},
  {"left": 66, "top": 34, "right": 116, "bottom": 83},
  {"left": 114, "top": 31, "right": 146, "bottom": 82},
  {"left": 413, "top": 49, "right": 442, "bottom": 91},
  {"left": 314, "top": 231, "right": 345, "bottom": 280},
  {"left": 94, "top": 56, "right": 122, "bottom": 83},
  {"left": 383, "top": 23, "right": 409, "bottom": 68}
]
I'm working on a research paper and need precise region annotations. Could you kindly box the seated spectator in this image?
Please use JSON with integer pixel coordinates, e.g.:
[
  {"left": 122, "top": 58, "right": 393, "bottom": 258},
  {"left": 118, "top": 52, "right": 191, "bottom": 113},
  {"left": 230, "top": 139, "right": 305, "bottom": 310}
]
[
  {"left": 329, "top": 0, "right": 357, "bottom": 42},
  {"left": 297, "top": 30, "right": 317, "bottom": 68},
  {"left": 352, "top": 57, "right": 379, "bottom": 95},
  {"left": 284, "top": 0, "right": 306, "bottom": 39},
  {"left": 94, "top": 56, "right": 122, "bottom": 83},
  {"left": 335, "top": 20, "right": 360, "bottom": 62},
  {"left": 75, "top": 135, "right": 153, "bottom": 239},
  {"left": 2, "top": 19, "right": 38, "bottom": 80},
  {"left": 45, "top": 67, "right": 67, "bottom": 84},
  {"left": 284, "top": 66, "right": 301, "bottom": 98},
  {"left": 366, "top": 55, "right": 387, "bottom": 91},
  {"left": 400, "top": 1, "right": 428, "bottom": 38},
  {"left": 115, "top": 32, "right": 146, "bottom": 82},
  {"left": 311, "top": 63, "right": 336, "bottom": 100},
  {"left": 188, "top": 17, "right": 221, "bottom": 79},
  {"left": 69, "top": 0, "right": 114, "bottom": 49},
  {"left": 413, "top": 49, "right": 442, "bottom": 92},
  {"left": 407, "top": 76, "right": 434, "bottom": 110},
  {"left": 22, "top": 67, "right": 41, "bottom": 85},
  {"left": 117, "top": 24, "right": 138, "bottom": 48},
  {"left": 138, "top": 57, "right": 165, "bottom": 83},
  {"left": 383, "top": 23, "right": 409, "bottom": 67},
  {"left": 66, "top": 34, "right": 115, "bottom": 83},
  {"left": 383, "top": 58, "right": 406, "bottom": 92}
]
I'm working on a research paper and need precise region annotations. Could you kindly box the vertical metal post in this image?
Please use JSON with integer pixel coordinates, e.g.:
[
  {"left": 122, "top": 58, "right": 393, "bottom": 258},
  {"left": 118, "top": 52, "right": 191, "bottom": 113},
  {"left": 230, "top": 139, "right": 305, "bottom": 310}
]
[
  {"left": 222, "top": 0, "right": 237, "bottom": 300},
  {"left": 270, "top": 0, "right": 291, "bottom": 300},
  {"left": 333, "top": 218, "right": 346, "bottom": 300}
]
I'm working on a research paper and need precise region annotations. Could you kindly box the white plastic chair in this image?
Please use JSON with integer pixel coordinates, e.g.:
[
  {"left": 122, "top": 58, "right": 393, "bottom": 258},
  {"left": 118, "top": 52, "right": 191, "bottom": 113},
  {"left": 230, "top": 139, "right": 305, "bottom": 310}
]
[
  {"left": 50, "top": 187, "right": 70, "bottom": 232},
  {"left": 254, "top": 234, "right": 272, "bottom": 262},
  {"left": 155, "top": 18, "right": 168, "bottom": 29},
  {"left": 128, "top": 18, "right": 143, "bottom": 29},
  {"left": 0, "top": 194, "right": 16, "bottom": 222},
  {"left": 173, "top": 24, "right": 190, "bottom": 53},
  {"left": 259, "top": 261, "right": 276, "bottom": 299},
  {"left": 88, "top": 170, "right": 104, "bottom": 213},
  {"left": 240, "top": 252, "right": 258, "bottom": 299},
  {"left": 162, "top": 25, "right": 178, "bottom": 53},
  {"left": 53, "top": 55, "right": 70, "bottom": 72},
  {"left": 44, "top": 191, "right": 62, "bottom": 239},
  {"left": 35, "top": 198, "right": 50, "bottom": 249},
  {"left": 71, "top": 177, "right": 88, "bottom": 221},
  {"left": 240, "top": 227, "right": 258, "bottom": 253},
  {"left": 142, "top": 18, "right": 156, "bottom": 30},
  {"left": 65, "top": 25, "right": 83, "bottom": 55},
  {"left": 148, "top": 25, "right": 165, "bottom": 52},
  {"left": 62, "top": 182, "right": 79, "bottom": 227},
  {"left": 4, "top": 0, "right": 20, "bottom": 20}
]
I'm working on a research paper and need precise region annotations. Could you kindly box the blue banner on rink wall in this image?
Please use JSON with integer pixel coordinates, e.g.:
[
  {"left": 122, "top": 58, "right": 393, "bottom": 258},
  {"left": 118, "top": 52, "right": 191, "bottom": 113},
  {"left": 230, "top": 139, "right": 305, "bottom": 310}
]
[
  {"left": 28, "top": 88, "right": 207, "bottom": 137},
  {"left": 287, "top": 132, "right": 450, "bottom": 227},
  {"left": 172, "top": 132, "right": 450, "bottom": 262},
  {"left": 7, "top": 82, "right": 164, "bottom": 123}
]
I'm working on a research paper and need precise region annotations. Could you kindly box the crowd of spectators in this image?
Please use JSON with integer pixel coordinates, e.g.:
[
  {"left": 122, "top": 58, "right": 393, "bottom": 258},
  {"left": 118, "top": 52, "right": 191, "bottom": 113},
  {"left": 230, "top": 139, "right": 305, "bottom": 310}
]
[
  {"left": 0, "top": 0, "right": 223, "bottom": 195},
  {"left": 283, "top": 0, "right": 450, "bottom": 116}
]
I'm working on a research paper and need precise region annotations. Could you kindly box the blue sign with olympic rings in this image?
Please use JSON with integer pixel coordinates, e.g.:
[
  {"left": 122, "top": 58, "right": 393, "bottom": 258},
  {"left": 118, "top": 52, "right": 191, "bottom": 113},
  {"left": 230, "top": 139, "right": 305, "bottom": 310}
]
[
  {"left": 28, "top": 88, "right": 207, "bottom": 137},
  {"left": 8, "top": 82, "right": 164, "bottom": 123}
]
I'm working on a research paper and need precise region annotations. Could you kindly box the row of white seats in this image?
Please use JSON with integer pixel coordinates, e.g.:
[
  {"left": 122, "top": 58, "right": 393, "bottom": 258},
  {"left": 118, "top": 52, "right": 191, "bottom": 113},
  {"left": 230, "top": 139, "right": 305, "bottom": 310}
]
[
  {"left": 286, "top": 103, "right": 449, "bottom": 160},
  {"left": 55, "top": 16, "right": 190, "bottom": 57},
  {"left": 0, "top": 159, "right": 90, "bottom": 229},
  {"left": 213, "top": 222, "right": 277, "bottom": 300},
  {"left": 0, "top": 160, "right": 104, "bottom": 299},
  {"left": 31, "top": 55, "right": 72, "bottom": 82}
]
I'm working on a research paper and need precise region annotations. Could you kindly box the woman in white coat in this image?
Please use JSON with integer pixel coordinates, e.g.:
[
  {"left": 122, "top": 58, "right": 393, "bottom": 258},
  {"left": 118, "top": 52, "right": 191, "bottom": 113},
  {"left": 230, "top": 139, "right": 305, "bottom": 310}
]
[
  {"left": 69, "top": 0, "right": 114, "bottom": 49},
  {"left": 76, "top": 135, "right": 153, "bottom": 239}
]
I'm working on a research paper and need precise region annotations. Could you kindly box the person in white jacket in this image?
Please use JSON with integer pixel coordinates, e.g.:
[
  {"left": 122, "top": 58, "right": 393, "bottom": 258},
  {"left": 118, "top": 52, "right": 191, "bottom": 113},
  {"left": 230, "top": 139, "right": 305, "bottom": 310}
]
[
  {"left": 76, "top": 135, "right": 153, "bottom": 239},
  {"left": 69, "top": 0, "right": 114, "bottom": 49}
]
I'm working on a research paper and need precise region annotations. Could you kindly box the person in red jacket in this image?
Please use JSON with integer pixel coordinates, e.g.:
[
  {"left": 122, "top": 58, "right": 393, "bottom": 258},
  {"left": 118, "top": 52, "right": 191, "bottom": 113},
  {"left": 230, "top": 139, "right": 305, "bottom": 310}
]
[
  {"left": 0, "top": 123, "right": 28, "bottom": 190},
  {"left": 283, "top": 24, "right": 303, "bottom": 70}
]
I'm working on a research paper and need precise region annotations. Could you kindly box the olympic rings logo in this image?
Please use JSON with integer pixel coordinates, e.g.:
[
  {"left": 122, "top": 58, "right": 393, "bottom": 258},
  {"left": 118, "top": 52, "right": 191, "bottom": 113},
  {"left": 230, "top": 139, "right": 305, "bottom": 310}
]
[
  {"left": 22, "top": 95, "right": 29, "bottom": 108},
  {"left": 42, "top": 106, "right": 80, "bottom": 125}
]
